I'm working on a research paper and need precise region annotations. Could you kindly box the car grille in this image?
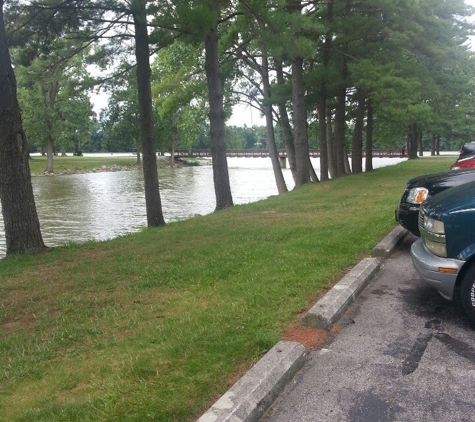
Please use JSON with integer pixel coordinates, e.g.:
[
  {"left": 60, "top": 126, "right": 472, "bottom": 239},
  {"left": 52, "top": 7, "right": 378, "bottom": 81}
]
[{"left": 418, "top": 209, "right": 424, "bottom": 231}]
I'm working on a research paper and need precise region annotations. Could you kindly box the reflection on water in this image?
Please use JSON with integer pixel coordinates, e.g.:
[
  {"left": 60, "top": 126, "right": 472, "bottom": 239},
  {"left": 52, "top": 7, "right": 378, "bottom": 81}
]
[{"left": 0, "top": 157, "right": 405, "bottom": 257}]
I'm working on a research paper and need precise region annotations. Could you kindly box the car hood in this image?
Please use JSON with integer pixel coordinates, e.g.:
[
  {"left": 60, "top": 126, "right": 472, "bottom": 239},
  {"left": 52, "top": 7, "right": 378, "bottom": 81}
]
[
  {"left": 406, "top": 169, "right": 475, "bottom": 191},
  {"left": 422, "top": 181, "right": 475, "bottom": 218}
]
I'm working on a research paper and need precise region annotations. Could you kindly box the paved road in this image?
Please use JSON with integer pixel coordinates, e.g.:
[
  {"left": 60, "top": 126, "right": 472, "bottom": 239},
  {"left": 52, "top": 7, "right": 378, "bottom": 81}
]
[{"left": 262, "top": 235, "right": 475, "bottom": 422}]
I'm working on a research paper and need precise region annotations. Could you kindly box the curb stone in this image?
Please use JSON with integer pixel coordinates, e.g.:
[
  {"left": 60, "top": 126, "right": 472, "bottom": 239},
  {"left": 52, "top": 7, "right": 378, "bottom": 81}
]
[
  {"left": 301, "top": 226, "right": 408, "bottom": 330},
  {"left": 301, "top": 257, "right": 381, "bottom": 330},
  {"left": 371, "top": 225, "right": 408, "bottom": 258},
  {"left": 196, "top": 226, "right": 407, "bottom": 422},
  {"left": 197, "top": 341, "right": 306, "bottom": 422}
]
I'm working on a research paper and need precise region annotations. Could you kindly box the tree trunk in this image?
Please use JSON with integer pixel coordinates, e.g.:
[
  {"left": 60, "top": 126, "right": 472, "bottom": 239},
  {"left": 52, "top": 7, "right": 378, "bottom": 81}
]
[
  {"left": 262, "top": 54, "right": 287, "bottom": 194},
  {"left": 436, "top": 135, "right": 440, "bottom": 156},
  {"left": 133, "top": 0, "right": 165, "bottom": 226},
  {"left": 41, "top": 80, "right": 58, "bottom": 174},
  {"left": 351, "top": 89, "right": 365, "bottom": 174},
  {"left": 318, "top": 0, "right": 333, "bottom": 182},
  {"left": 365, "top": 99, "right": 374, "bottom": 172},
  {"left": 0, "top": 1, "right": 46, "bottom": 255},
  {"left": 291, "top": 57, "right": 310, "bottom": 186},
  {"left": 275, "top": 59, "right": 297, "bottom": 184},
  {"left": 170, "top": 114, "right": 177, "bottom": 168},
  {"left": 335, "top": 88, "right": 347, "bottom": 176},
  {"left": 431, "top": 134, "right": 436, "bottom": 156},
  {"left": 326, "top": 107, "right": 337, "bottom": 178},
  {"left": 418, "top": 131, "right": 423, "bottom": 156},
  {"left": 407, "top": 125, "right": 418, "bottom": 159},
  {"left": 204, "top": 14, "right": 233, "bottom": 210},
  {"left": 317, "top": 101, "right": 328, "bottom": 181},
  {"left": 309, "top": 156, "right": 319, "bottom": 182}
]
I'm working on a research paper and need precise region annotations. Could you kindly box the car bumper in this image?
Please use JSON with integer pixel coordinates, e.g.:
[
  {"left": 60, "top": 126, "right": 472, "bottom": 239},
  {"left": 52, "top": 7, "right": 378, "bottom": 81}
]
[
  {"left": 395, "top": 203, "right": 420, "bottom": 236},
  {"left": 411, "top": 239, "right": 464, "bottom": 300}
]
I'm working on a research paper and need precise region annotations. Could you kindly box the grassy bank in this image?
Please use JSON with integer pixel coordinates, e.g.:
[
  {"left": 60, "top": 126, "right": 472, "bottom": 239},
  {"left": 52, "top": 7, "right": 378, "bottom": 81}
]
[
  {"left": 0, "top": 157, "right": 454, "bottom": 421},
  {"left": 28, "top": 155, "right": 138, "bottom": 175}
]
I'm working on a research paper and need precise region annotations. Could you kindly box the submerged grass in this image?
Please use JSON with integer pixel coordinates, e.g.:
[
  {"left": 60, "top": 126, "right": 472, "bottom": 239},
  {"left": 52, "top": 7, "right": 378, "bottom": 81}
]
[{"left": 0, "top": 157, "right": 455, "bottom": 421}]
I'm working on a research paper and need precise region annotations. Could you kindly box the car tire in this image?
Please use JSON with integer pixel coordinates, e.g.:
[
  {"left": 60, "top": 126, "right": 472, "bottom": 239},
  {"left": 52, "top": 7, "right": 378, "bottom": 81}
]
[{"left": 460, "top": 264, "right": 475, "bottom": 325}]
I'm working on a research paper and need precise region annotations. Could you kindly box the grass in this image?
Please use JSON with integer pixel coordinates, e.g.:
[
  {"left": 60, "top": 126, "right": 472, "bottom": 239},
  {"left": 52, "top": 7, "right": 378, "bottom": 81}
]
[
  {"left": 28, "top": 155, "right": 138, "bottom": 175},
  {"left": 0, "top": 157, "right": 455, "bottom": 421}
]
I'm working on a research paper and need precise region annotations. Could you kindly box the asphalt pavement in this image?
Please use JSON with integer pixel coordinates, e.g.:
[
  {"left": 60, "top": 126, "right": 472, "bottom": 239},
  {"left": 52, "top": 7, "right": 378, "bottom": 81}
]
[{"left": 261, "top": 234, "right": 475, "bottom": 421}]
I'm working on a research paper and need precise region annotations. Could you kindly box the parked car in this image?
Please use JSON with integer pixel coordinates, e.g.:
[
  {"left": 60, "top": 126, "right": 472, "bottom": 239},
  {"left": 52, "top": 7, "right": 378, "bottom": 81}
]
[
  {"left": 450, "top": 155, "right": 475, "bottom": 170},
  {"left": 395, "top": 169, "right": 475, "bottom": 236},
  {"left": 449, "top": 142, "right": 475, "bottom": 170},
  {"left": 457, "top": 142, "right": 475, "bottom": 159},
  {"left": 411, "top": 181, "right": 475, "bottom": 324}
]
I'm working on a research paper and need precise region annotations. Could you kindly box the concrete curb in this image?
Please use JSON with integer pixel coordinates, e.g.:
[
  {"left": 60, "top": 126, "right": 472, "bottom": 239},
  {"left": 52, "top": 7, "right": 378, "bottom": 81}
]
[
  {"left": 302, "top": 257, "right": 381, "bottom": 330},
  {"left": 196, "top": 226, "right": 408, "bottom": 422},
  {"left": 197, "top": 341, "right": 306, "bottom": 422},
  {"left": 301, "top": 226, "right": 408, "bottom": 330},
  {"left": 371, "top": 225, "right": 408, "bottom": 258}
]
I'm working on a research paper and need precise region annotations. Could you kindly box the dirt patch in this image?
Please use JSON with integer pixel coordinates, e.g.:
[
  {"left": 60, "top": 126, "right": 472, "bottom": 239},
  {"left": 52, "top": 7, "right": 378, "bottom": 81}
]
[
  {"left": 1, "top": 316, "right": 36, "bottom": 333},
  {"left": 282, "top": 322, "right": 339, "bottom": 351}
]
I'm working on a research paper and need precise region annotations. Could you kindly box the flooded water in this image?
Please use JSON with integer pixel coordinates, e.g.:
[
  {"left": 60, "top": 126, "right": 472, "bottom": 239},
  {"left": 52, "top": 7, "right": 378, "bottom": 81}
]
[{"left": 0, "top": 156, "right": 406, "bottom": 257}]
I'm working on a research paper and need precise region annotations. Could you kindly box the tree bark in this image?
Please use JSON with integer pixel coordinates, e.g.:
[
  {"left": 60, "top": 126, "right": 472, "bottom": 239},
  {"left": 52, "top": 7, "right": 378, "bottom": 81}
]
[
  {"left": 291, "top": 56, "right": 310, "bottom": 186},
  {"left": 133, "top": 0, "right": 165, "bottom": 226},
  {"left": 41, "top": 80, "right": 58, "bottom": 174},
  {"left": 418, "top": 131, "right": 423, "bottom": 156},
  {"left": 407, "top": 125, "right": 418, "bottom": 159},
  {"left": 262, "top": 54, "right": 287, "bottom": 194},
  {"left": 326, "top": 107, "right": 337, "bottom": 178},
  {"left": 318, "top": 0, "right": 333, "bottom": 181},
  {"left": 365, "top": 99, "right": 374, "bottom": 172},
  {"left": 204, "top": 14, "right": 233, "bottom": 210},
  {"left": 431, "top": 134, "right": 436, "bottom": 156},
  {"left": 351, "top": 89, "right": 365, "bottom": 174},
  {"left": 335, "top": 87, "right": 348, "bottom": 176},
  {"left": 0, "top": 0, "right": 46, "bottom": 255},
  {"left": 275, "top": 59, "right": 297, "bottom": 184}
]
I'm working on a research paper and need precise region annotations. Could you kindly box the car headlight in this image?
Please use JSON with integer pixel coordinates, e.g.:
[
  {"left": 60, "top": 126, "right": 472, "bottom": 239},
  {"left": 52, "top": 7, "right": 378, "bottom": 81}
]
[
  {"left": 424, "top": 238, "right": 447, "bottom": 257},
  {"left": 406, "top": 187, "right": 429, "bottom": 204},
  {"left": 423, "top": 216, "right": 445, "bottom": 234}
]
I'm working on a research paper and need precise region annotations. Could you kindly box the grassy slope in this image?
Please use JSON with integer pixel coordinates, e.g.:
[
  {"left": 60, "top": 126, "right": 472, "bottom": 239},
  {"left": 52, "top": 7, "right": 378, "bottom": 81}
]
[{"left": 0, "top": 157, "right": 455, "bottom": 421}]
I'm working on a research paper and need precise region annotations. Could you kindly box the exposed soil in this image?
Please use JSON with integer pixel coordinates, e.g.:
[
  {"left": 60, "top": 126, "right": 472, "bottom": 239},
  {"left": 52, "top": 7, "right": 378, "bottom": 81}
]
[{"left": 282, "top": 321, "right": 340, "bottom": 351}]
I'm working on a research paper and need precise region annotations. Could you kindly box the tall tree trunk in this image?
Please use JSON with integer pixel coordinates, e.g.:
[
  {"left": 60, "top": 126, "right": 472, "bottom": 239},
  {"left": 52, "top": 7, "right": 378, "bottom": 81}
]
[
  {"left": 0, "top": 0, "right": 46, "bottom": 255},
  {"left": 351, "top": 89, "right": 365, "bottom": 174},
  {"left": 317, "top": 100, "right": 328, "bottom": 181},
  {"left": 407, "top": 125, "right": 418, "bottom": 159},
  {"left": 204, "top": 14, "right": 233, "bottom": 210},
  {"left": 291, "top": 56, "right": 310, "bottom": 186},
  {"left": 309, "top": 156, "right": 319, "bottom": 182},
  {"left": 318, "top": 0, "right": 333, "bottom": 181},
  {"left": 41, "top": 81, "right": 57, "bottom": 174},
  {"left": 275, "top": 59, "right": 297, "bottom": 183},
  {"left": 262, "top": 54, "right": 287, "bottom": 194},
  {"left": 418, "top": 131, "right": 423, "bottom": 156},
  {"left": 170, "top": 114, "right": 177, "bottom": 168},
  {"left": 365, "top": 99, "right": 374, "bottom": 172},
  {"left": 436, "top": 135, "right": 440, "bottom": 156},
  {"left": 335, "top": 88, "right": 347, "bottom": 176},
  {"left": 431, "top": 134, "right": 436, "bottom": 156},
  {"left": 326, "top": 107, "right": 337, "bottom": 178},
  {"left": 133, "top": 0, "right": 165, "bottom": 226}
]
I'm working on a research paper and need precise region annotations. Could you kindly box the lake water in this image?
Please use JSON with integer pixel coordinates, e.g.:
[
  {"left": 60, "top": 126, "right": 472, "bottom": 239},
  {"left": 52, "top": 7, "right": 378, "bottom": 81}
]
[{"left": 0, "top": 156, "right": 407, "bottom": 257}]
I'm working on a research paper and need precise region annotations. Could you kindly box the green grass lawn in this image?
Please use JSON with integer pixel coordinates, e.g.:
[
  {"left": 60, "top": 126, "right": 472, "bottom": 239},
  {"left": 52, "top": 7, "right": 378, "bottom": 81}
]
[
  {"left": 29, "top": 155, "right": 138, "bottom": 175},
  {"left": 0, "top": 157, "right": 455, "bottom": 421}
]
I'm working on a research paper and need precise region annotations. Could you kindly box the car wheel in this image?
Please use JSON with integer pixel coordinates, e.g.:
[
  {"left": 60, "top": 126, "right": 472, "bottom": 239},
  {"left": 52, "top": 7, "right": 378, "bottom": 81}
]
[{"left": 460, "top": 264, "right": 475, "bottom": 325}]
